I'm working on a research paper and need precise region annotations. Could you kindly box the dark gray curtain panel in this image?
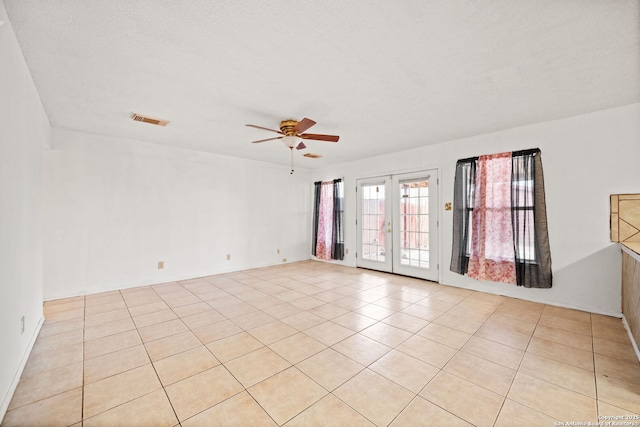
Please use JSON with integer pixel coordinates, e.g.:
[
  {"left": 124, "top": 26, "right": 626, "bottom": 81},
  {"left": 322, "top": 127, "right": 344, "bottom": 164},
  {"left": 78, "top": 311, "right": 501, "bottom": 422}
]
[
  {"left": 450, "top": 158, "right": 476, "bottom": 275},
  {"left": 312, "top": 181, "right": 321, "bottom": 256},
  {"left": 332, "top": 179, "right": 344, "bottom": 261},
  {"left": 511, "top": 150, "right": 552, "bottom": 288}
]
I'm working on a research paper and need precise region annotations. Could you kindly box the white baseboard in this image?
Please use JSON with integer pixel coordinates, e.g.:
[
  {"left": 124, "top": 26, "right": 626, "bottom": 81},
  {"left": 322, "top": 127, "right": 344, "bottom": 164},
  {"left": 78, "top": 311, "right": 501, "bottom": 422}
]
[
  {"left": 622, "top": 315, "right": 640, "bottom": 363},
  {"left": 44, "top": 257, "right": 313, "bottom": 301},
  {"left": 0, "top": 315, "right": 45, "bottom": 421}
]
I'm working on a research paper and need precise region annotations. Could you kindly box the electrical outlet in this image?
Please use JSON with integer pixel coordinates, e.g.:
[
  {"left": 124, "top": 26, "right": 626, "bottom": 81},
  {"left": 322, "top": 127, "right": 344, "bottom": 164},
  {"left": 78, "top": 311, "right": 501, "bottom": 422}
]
[
  {"left": 157, "top": 261, "right": 164, "bottom": 269},
  {"left": 226, "top": 254, "right": 231, "bottom": 260},
  {"left": 345, "top": 248, "right": 349, "bottom": 254},
  {"left": 282, "top": 258, "right": 287, "bottom": 263},
  {"left": 277, "top": 249, "right": 280, "bottom": 254},
  {"left": 20, "top": 316, "right": 25, "bottom": 334}
]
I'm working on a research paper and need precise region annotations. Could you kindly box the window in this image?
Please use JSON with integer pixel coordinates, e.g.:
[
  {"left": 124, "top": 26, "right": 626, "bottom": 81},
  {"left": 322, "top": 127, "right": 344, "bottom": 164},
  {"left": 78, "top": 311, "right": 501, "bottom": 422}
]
[
  {"left": 512, "top": 154, "right": 536, "bottom": 262},
  {"left": 450, "top": 149, "right": 552, "bottom": 288},
  {"left": 463, "top": 161, "right": 536, "bottom": 261}
]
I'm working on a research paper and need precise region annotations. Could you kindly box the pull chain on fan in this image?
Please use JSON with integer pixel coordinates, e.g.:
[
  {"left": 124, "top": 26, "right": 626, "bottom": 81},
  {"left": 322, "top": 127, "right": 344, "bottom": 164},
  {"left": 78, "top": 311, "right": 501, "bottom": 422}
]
[{"left": 290, "top": 147, "right": 294, "bottom": 174}]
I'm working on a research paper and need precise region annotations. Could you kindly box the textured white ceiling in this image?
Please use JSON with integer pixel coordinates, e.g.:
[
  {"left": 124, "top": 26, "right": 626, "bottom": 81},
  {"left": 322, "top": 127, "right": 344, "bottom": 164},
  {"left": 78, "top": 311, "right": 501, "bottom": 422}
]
[{"left": 5, "top": 0, "right": 640, "bottom": 168}]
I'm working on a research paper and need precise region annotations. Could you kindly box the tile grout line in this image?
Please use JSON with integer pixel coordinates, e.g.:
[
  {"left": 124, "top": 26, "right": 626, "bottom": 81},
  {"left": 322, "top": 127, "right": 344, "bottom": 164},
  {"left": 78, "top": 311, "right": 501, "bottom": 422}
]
[
  {"left": 235, "top": 277, "right": 378, "bottom": 425},
  {"left": 88, "top": 282, "right": 227, "bottom": 425},
  {"left": 141, "top": 284, "right": 194, "bottom": 426},
  {"left": 310, "top": 290, "right": 461, "bottom": 425},
  {"left": 81, "top": 291, "right": 160, "bottom": 423},
  {"left": 223, "top": 275, "right": 325, "bottom": 424},
  {"left": 159, "top": 277, "right": 281, "bottom": 426},
  {"left": 417, "top": 290, "right": 505, "bottom": 427},
  {"left": 390, "top": 289, "right": 502, "bottom": 425},
  {"left": 489, "top": 300, "right": 541, "bottom": 427},
  {"left": 498, "top": 307, "right": 601, "bottom": 423},
  {"left": 592, "top": 313, "right": 600, "bottom": 421},
  {"left": 81, "top": 295, "right": 86, "bottom": 426},
  {"left": 243, "top": 366, "right": 316, "bottom": 426}
]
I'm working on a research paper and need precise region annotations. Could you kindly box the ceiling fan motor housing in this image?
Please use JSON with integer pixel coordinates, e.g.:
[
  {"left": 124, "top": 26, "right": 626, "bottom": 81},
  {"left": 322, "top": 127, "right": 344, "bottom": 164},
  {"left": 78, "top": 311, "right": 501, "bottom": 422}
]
[{"left": 279, "top": 119, "right": 299, "bottom": 136}]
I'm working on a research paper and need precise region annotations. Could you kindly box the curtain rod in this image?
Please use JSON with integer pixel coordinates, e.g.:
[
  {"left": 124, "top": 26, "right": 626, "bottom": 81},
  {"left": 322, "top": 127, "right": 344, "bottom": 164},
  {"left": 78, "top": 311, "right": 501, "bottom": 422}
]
[
  {"left": 315, "top": 178, "right": 343, "bottom": 185},
  {"left": 457, "top": 148, "right": 540, "bottom": 164},
  {"left": 512, "top": 148, "right": 540, "bottom": 157},
  {"left": 456, "top": 156, "right": 479, "bottom": 164}
]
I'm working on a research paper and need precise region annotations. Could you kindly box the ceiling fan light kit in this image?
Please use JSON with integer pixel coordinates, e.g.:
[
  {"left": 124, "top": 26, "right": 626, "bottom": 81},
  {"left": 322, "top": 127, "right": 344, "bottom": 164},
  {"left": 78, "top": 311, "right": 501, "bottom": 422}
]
[
  {"left": 246, "top": 118, "right": 339, "bottom": 174},
  {"left": 281, "top": 135, "right": 302, "bottom": 148}
]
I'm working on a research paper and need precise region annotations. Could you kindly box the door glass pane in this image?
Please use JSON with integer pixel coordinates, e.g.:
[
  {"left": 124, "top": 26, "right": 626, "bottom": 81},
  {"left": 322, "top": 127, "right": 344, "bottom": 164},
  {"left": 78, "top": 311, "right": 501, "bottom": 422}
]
[
  {"left": 361, "top": 184, "right": 385, "bottom": 262},
  {"left": 398, "top": 179, "right": 430, "bottom": 268}
]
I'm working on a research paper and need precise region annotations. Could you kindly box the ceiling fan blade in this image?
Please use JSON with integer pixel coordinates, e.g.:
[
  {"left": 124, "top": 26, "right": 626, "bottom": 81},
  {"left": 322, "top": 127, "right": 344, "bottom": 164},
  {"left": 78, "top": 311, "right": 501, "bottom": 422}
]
[
  {"left": 300, "top": 133, "right": 339, "bottom": 142},
  {"left": 246, "top": 124, "right": 283, "bottom": 135},
  {"left": 293, "top": 118, "right": 316, "bottom": 134},
  {"left": 296, "top": 141, "right": 306, "bottom": 150},
  {"left": 251, "top": 136, "right": 283, "bottom": 143}
]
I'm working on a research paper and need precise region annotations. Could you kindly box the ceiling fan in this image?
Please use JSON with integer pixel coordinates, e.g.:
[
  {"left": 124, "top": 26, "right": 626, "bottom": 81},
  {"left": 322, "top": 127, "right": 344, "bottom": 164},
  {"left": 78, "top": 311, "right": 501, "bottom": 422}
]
[{"left": 246, "top": 118, "right": 339, "bottom": 174}]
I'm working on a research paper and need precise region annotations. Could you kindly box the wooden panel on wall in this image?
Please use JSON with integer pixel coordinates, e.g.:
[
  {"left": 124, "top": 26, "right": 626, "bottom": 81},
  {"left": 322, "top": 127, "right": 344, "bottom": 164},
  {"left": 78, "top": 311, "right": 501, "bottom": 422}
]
[
  {"left": 611, "top": 194, "right": 640, "bottom": 244},
  {"left": 622, "top": 250, "right": 640, "bottom": 349}
]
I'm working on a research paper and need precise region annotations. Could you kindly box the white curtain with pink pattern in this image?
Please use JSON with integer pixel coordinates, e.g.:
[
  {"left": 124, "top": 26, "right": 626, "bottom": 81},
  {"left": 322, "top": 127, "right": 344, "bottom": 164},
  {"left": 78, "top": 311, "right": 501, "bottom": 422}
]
[{"left": 467, "top": 153, "right": 517, "bottom": 284}]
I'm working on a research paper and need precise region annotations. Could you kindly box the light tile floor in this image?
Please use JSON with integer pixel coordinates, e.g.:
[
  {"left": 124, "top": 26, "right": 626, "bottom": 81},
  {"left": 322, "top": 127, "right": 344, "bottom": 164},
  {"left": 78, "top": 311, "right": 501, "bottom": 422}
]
[{"left": 3, "top": 260, "right": 640, "bottom": 426}]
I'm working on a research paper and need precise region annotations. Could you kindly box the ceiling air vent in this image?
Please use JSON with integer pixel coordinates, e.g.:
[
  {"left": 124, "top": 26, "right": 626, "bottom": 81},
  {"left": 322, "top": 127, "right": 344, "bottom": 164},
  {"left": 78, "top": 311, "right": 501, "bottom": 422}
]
[
  {"left": 130, "top": 113, "right": 169, "bottom": 126},
  {"left": 304, "top": 153, "right": 323, "bottom": 159}
]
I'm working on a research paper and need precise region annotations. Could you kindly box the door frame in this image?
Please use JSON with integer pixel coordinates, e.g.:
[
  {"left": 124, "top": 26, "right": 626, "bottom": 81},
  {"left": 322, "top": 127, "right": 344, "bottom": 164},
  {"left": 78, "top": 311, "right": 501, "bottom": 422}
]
[
  {"left": 354, "top": 167, "right": 441, "bottom": 282},
  {"left": 391, "top": 170, "right": 439, "bottom": 281}
]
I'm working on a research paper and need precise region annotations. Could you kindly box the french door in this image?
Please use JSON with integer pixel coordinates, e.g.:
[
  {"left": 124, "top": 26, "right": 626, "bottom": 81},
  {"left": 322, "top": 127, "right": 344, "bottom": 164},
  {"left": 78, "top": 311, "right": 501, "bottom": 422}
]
[{"left": 356, "top": 170, "right": 439, "bottom": 281}]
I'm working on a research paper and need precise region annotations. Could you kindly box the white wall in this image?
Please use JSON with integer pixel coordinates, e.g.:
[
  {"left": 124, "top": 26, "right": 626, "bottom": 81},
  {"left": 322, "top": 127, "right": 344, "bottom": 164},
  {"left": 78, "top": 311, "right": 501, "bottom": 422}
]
[
  {"left": 0, "top": 2, "right": 49, "bottom": 418},
  {"left": 313, "top": 103, "right": 640, "bottom": 316},
  {"left": 43, "top": 128, "right": 312, "bottom": 299}
]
